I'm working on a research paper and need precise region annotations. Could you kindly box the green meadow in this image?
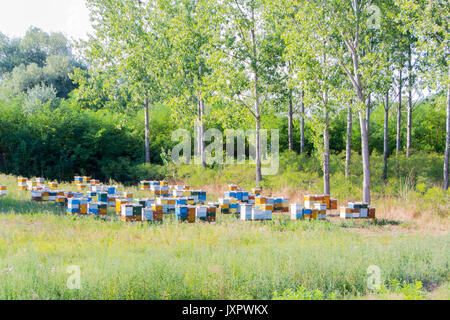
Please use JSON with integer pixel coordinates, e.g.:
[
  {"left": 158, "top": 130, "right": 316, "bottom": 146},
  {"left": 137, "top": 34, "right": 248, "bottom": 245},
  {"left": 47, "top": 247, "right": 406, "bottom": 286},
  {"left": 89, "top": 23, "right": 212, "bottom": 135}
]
[{"left": 0, "top": 174, "right": 448, "bottom": 300}]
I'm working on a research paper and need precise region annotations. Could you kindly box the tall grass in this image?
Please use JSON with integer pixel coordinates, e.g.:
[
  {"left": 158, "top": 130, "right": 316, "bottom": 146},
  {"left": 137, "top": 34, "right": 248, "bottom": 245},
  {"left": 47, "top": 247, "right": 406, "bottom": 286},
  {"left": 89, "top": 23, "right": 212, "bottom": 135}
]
[{"left": 0, "top": 173, "right": 449, "bottom": 300}]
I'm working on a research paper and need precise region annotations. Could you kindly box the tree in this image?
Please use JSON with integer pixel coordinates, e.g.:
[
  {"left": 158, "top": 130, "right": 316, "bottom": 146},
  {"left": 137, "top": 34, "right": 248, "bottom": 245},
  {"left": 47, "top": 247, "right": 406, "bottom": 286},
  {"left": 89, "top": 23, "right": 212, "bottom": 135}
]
[
  {"left": 205, "top": 0, "right": 278, "bottom": 184},
  {"left": 396, "top": 0, "right": 449, "bottom": 189},
  {"left": 82, "top": 0, "right": 172, "bottom": 164},
  {"left": 164, "top": 0, "right": 213, "bottom": 168}
]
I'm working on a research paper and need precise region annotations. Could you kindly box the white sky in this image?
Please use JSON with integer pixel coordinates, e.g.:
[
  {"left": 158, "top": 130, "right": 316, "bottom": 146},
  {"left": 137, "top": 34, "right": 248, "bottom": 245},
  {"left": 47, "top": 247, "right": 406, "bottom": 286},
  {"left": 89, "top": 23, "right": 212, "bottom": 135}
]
[{"left": 0, "top": 0, "right": 93, "bottom": 40}]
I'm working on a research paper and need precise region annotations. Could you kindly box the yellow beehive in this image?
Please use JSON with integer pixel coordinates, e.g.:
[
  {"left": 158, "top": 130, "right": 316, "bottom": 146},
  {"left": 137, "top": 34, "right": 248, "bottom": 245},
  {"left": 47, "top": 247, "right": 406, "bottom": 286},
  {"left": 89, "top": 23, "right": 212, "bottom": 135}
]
[
  {"left": 77, "top": 184, "right": 87, "bottom": 191},
  {"left": 228, "top": 184, "right": 238, "bottom": 191},
  {"left": 255, "top": 196, "right": 266, "bottom": 205},
  {"left": 152, "top": 204, "right": 163, "bottom": 213},
  {"left": 48, "top": 182, "right": 58, "bottom": 190},
  {"left": 116, "top": 198, "right": 129, "bottom": 215},
  {"left": 79, "top": 203, "right": 88, "bottom": 214},
  {"left": 0, "top": 185, "right": 6, "bottom": 197},
  {"left": 258, "top": 204, "right": 274, "bottom": 212}
]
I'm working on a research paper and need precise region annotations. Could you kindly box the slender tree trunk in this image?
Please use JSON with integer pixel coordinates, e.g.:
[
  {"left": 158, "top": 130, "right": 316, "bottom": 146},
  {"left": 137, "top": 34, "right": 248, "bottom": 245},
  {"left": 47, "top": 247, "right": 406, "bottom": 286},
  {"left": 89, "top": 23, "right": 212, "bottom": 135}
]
[
  {"left": 345, "top": 105, "right": 352, "bottom": 179},
  {"left": 366, "top": 93, "right": 371, "bottom": 136},
  {"left": 383, "top": 91, "right": 390, "bottom": 182},
  {"left": 144, "top": 97, "right": 150, "bottom": 164},
  {"left": 199, "top": 99, "right": 206, "bottom": 168},
  {"left": 288, "top": 91, "right": 294, "bottom": 151},
  {"left": 323, "top": 104, "right": 330, "bottom": 195},
  {"left": 300, "top": 90, "right": 305, "bottom": 154},
  {"left": 407, "top": 47, "right": 413, "bottom": 158},
  {"left": 444, "top": 72, "right": 450, "bottom": 190},
  {"left": 255, "top": 115, "right": 262, "bottom": 184},
  {"left": 360, "top": 111, "right": 371, "bottom": 204},
  {"left": 396, "top": 69, "right": 403, "bottom": 156}
]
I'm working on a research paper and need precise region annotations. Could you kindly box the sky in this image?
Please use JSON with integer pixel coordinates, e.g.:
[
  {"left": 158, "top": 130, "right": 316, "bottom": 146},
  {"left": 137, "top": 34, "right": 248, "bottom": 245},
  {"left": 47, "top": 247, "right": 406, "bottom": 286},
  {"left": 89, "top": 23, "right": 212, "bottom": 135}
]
[{"left": 0, "top": 0, "right": 93, "bottom": 40}]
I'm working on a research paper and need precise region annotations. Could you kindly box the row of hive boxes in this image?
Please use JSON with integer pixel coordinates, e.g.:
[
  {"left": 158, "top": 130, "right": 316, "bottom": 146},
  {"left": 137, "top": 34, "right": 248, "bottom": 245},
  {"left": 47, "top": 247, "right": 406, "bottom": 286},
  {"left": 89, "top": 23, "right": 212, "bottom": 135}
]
[
  {"left": 290, "top": 204, "right": 327, "bottom": 220},
  {"left": 304, "top": 195, "right": 338, "bottom": 210},
  {"left": 120, "top": 204, "right": 217, "bottom": 223},
  {"left": 240, "top": 204, "right": 272, "bottom": 221},
  {"left": 227, "top": 184, "right": 261, "bottom": 194},
  {"left": 115, "top": 197, "right": 203, "bottom": 214},
  {"left": 340, "top": 203, "right": 376, "bottom": 219},
  {"left": 17, "top": 177, "right": 56, "bottom": 191},
  {"left": 74, "top": 176, "right": 101, "bottom": 185},
  {"left": 67, "top": 199, "right": 108, "bottom": 215},
  {"left": 0, "top": 185, "right": 6, "bottom": 196}
]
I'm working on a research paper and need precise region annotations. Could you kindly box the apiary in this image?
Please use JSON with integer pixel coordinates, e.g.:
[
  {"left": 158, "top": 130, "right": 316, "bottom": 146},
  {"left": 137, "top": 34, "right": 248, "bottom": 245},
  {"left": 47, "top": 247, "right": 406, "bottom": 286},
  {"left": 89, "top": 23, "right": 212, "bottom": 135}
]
[
  {"left": 290, "top": 204, "right": 304, "bottom": 220},
  {"left": 18, "top": 177, "right": 27, "bottom": 190},
  {"left": 0, "top": 185, "right": 6, "bottom": 197}
]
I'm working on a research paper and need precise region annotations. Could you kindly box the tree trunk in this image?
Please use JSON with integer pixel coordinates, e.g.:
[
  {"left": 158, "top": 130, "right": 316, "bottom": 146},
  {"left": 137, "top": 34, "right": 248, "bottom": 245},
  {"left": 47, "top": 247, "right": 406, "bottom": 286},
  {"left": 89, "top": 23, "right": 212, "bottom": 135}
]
[
  {"left": 407, "top": 46, "right": 413, "bottom": 158},
  {"left": 396, "top": 69, "right": 402, "bottom": 156},
  {"left": 444, "top": 72, "right": 450, "bottom": 190},
  {"left": 255, "top": 115, "right": 262, "bottom": 184},
  {"left": 360, "top": 111, "right": 371, "bottom": 204},
  {"left": 199, "top": 99, "right": 206, "bottom": 168},
  {"left": 288, "top": 91, "right": 294, "bottom": 151},
  {"left": 323, "top": 105, "right": 330, "bottom": 195},
  {"left": 383, "top": 91, "right": 389, "bottom": 182},
  {"left": 144, "top": 97, "right": 150, "bottom": 164},
  {"left": 366, "top": 93, "right": 371, "bottom": 136},
  {"left": 300, "top": 90, "right": 305, "bottom": 154},
  {"left": 345, "top": 105, "right": 352, "bottom": 179}
]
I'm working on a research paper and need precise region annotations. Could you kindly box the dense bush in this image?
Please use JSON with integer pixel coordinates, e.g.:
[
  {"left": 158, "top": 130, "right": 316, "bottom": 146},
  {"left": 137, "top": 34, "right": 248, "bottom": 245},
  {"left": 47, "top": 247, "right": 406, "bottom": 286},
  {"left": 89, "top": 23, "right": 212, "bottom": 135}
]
[{"left": 0, "top": 98, "right": 175, "bottom": 184}]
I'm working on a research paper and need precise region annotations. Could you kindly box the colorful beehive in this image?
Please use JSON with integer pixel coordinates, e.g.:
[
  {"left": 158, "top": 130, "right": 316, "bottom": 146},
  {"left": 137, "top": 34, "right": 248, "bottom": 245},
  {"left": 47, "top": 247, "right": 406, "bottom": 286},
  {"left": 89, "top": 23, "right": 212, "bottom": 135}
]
[
  {"left": 240, "top": 204, "right": 253, "bottom": 221},
  {"left": 274, "top": 198, "right": 290, "bottom": 212},
  {"left": 27, "top": 180, "right": 37, "bottom": 191},
  {"left": 252, "top": 207, "right": 272, "bottom": 221},
  {"left": 175, "top": 205, "right": 195, "bottom": 222},
  {"left": 48, "top": 182, "right": 58, "bottom": 190},
  {"left": 121, "top": 204, "right": 134, "bottom": 221},
  {"left": 107, "top": 195, "right": 117, "bottom": 207},
  {"left": 290, "top": 204, "right": 304, "bottom": 220},
  {"left": 18, "top": 177, "right": 27, "bottom": 190},
  {"left": 339, "top": 203, "right": 373, "bottom": 219},
  {"left": 123, "top": 192, "right": 133, "bottom": 202},
  {"left": 252, "top": 187, "right": 262, "bottom": 196},
  {"left": 0, "top": 185, "right": 6, "bottom": 197},
  {"left": 140, "top": 181, "right": 151, "bottom": 190},
  {"left": 35, "top": 177, "right": 45, "bottom": 185},
  {"left": 142, "top": 207, "right": 158, "bottom": 222},
  {"left": 74, "top": 176, "right": 83, "bottom": 184},
  {"left": 68, "top": 199, "right": 80, "bottom": 214},
  {"left": 116, "top": 198, "right": 129, "bottom": 215},
  {"left": 228, "top": 184, "right": 238, "bottom": 191},
  {"left": 88, "top": 202, "right": 99, "bottom": 215},
  {"left": 206, "top": 206, "right": 217, "bottom": 222},
  {"left": 255, "top": 196, "right": 266, "bottom": 206},
  {"left": 55, "top": 196, "right": 66, "bottom": 206},
  {"left": 218, "top": 198, "right": 230, "bottom": 214},
  {"left": 196, "top": 206, "right": 208, "bottom": 221}
]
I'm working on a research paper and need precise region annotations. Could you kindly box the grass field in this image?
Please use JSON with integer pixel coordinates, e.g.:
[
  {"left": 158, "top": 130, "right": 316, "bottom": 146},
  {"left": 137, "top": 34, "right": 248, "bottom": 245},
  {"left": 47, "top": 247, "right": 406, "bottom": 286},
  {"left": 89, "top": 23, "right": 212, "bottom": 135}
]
[{"left": 0, "top": 174, "right": 448, "bottom": 300}]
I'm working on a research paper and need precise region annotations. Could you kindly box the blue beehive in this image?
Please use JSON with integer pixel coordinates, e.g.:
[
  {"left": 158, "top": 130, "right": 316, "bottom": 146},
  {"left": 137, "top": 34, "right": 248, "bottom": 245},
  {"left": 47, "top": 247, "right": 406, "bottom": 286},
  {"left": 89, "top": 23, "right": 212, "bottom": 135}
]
[{"left": 176, "top": 206, "right": 188, "bottom": 220}]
